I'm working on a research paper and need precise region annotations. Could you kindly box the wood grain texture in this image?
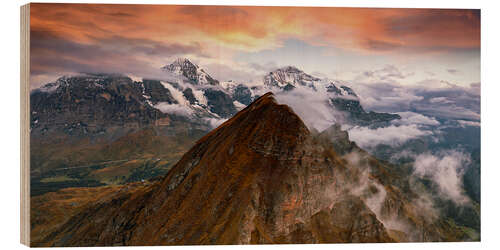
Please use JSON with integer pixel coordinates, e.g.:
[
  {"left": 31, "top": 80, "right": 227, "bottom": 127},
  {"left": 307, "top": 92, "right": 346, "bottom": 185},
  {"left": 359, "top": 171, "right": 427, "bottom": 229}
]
[{"left": 20, "top": 3, "right": 30, "bottom": 246}]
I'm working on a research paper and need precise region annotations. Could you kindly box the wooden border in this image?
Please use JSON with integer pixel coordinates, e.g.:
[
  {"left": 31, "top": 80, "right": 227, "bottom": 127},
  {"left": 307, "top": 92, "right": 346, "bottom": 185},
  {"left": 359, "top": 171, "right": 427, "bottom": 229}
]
[{"left": 20, "top": 3, "right": 30, "bottom": 246}]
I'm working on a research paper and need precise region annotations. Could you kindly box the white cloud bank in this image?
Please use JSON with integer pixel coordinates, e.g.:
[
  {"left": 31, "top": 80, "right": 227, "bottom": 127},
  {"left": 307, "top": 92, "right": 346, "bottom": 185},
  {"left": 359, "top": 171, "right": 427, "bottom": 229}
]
[
  {"left": 393, "top": 112, "right": 440, "bottom": 126},
  {"left": 413, "top": 150, "right": 471, "bottom": 204},
  {"left": 273, "top": 84, "right": 343, "bottom": 132},
  {"left": 153, "top": 103, "right": 194, "bottom": 117},
  {"left": 203, "top": 117, "right": 228, "bottom": 128},
  {"left": 457, "top": 120, "right": 481, "bottom": 127},
  {"left": 343, "top": 110, "right": 440, "bottom": 149},
  {"left": 347, "top": 124, "right": 432, "bottom": 148}
]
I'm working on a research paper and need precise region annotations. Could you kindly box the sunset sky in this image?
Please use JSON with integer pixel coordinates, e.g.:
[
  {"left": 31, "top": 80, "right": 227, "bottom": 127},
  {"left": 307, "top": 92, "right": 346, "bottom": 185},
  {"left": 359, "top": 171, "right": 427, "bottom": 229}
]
[{"left": 30, "top": 3, "right": 480, "bottom": 89}]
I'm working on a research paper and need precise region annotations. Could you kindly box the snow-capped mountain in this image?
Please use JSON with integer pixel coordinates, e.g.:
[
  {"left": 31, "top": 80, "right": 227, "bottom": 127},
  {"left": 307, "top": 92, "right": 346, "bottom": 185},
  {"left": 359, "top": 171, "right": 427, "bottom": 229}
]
[
  {"left": 262, "top": 66, "right": 357, "bottom": 98},
  {"left": 264, "top": 66, "right": 321, "bottom": 90},
  {"left": 31, "top": 58, "right": 400, "bottom": 137},
  {"left": 161, "top": 58, "right": 219, "bottom": 85},
  {"left": 220, "top": 80, "right": 254, "bottom": 106},
  {"left": 259, "top": 66, "right": 400, "bottom": 126},
  {"left": 326, "top": 82, "right": 358, "bottom": 97}
]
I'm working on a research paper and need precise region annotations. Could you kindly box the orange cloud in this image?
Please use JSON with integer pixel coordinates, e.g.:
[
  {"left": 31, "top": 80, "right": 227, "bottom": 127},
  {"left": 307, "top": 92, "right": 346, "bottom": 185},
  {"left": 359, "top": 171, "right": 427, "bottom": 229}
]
[
  {"left": 30, "top": 4, "right": 480, "bottom": 54},
  {"left": 29, "top": 3, "right": 480, "bottom": 87}
]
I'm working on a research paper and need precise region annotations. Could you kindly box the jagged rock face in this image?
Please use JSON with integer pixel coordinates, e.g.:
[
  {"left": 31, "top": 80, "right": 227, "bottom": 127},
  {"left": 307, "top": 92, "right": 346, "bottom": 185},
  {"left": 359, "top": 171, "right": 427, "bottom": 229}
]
[
  {"left": 30, "top": 72, "right": 237, "bottom": 137},
  {"left": 29, "top": 74, "right": 214, "bottom": 186},
  {"left": 264, "top": 66, "right": 320, "bottom": 89},
  {"left": 142, "top": 80, "right": 177, "bottom": 105},
  {"left": 232, "top": 84, "right": 253, "bottom": 105},
  {"left": 30, "top": 74, "right": 167, "bottom": 135},
  {"left": 326, "top": 84, "right": 357, "bottom": 97},
  {"left": 39, "top": 93, "right": 416, "bottom": 246},
  {"left": 31, "top": 60, "right": 399, "bottom": 135},
  {"left": 324, "top": 83, "right": 401, "bottom": 126},
  {"left": 158, "top": 59, "right": 237, "bottom": 118},
  {"left": 161, "top": 58, "right": 219, "bottom": 85},
  {"left": 330, "top": 98, "right": 366, "bottom": 115},
  {"left": 329, "top": 98, "right": 399, "bottom": 126},
  {"left": 203, "top": 88, "right": 238, "bottom": 118},
  {"left": 326, "top": 84, "right": 363, "bottom": 114},
  {"left": 182, "top": 88, "right": 198, "bottom": 105}
]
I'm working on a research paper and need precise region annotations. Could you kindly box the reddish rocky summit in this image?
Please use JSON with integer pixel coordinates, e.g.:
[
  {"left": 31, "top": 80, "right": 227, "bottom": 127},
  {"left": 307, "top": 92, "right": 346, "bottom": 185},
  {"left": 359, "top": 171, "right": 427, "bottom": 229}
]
[{"left": 36, "top": 93, "right": 459, "bottom": 246}]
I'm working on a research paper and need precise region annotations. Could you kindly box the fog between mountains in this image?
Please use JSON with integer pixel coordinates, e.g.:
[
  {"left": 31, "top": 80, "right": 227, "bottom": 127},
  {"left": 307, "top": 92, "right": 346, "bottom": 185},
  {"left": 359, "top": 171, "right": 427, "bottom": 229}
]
[
  {"left": 337, "top": 151, "right": 436, "bottom": 240},
  {"left": 268, "top": 82, "right": 442, "bottom": 147},
  {"left": 413, "top": 150, "right": 472, "bottom": 205},
  {"left": 125, "top": 63, "right": 475, "bottom": 210},
  {"left": 270, "top": 86, "right": 473, "bottom": 234}
]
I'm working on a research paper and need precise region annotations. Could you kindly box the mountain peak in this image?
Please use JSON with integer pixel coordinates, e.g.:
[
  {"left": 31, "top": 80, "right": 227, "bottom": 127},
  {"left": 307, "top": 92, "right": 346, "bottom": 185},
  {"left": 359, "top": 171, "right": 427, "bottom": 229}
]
[
  {"left": 161, "top": 58, "right": 218, "bottom": 85},
  {"left": 281, "top": 65, "right": 301, "bottom": 72},
  {"left": 172, "top": 58, "right": 198, "bottom": 69},
  {"left": 264, "top": 66, "right": 320, "bottom": 89},
  {"left": 39, "top": 90, "right": 403, "bottom": 245},
  {"left": 34, "top": 73, "right": 133, "bottom": 94},
  {"left": 203, "top": 92, "right": 310, "bottom": 153},
  {"left": 161, "top": 58, "right": 198, "bottom": 76},
  {"left": 326, "top": 82, "right": 358, "bottom": 98}
]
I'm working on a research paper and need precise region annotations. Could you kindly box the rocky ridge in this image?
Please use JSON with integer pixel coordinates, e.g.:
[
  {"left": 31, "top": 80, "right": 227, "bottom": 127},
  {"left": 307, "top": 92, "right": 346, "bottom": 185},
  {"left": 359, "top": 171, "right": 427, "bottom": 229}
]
[{"left": 34, "top": 93, "right": 468, "bottom": 246}]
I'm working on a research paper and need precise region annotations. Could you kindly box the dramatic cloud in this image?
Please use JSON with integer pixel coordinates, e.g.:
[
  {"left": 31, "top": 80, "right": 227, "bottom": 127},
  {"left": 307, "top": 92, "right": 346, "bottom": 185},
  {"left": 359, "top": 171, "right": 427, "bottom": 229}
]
[
  {"left": 342, "top": 106, "right": 444, "bottom": 149},
  {"left": 29, "top": 4, "right": 480, "bottom": 145},
  {"left": 29, "top": 28, "right": 207, "bottom": 88},
  {"left": 413, "top": 150, "right": 471, "bottom": 204},
  {"left": 357, "top": 84, "right": 424, "bottom": 112},
  {"left": 273, "top": 85, "right": 341, "bottom": 131},
  {"left": 346, "top": 124, "right": 432, "bottom": 148},
  {"left": 29, "top": 3, "right": 480, "bottom": 90},
  {"left": 392, "top": 112, "right": 440, "bottom": 126},
  {"left": 31, "top": 4, "right": 480, "bottom": 54},
  {"left": 410, "top": 82, "right": 481, "bottom": 121},
  {"left": 383, "top": 9, "right": 480, "bottom": 52},
  {"left": 344, "top": 65, "right": 480, "bottom": 122}
]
